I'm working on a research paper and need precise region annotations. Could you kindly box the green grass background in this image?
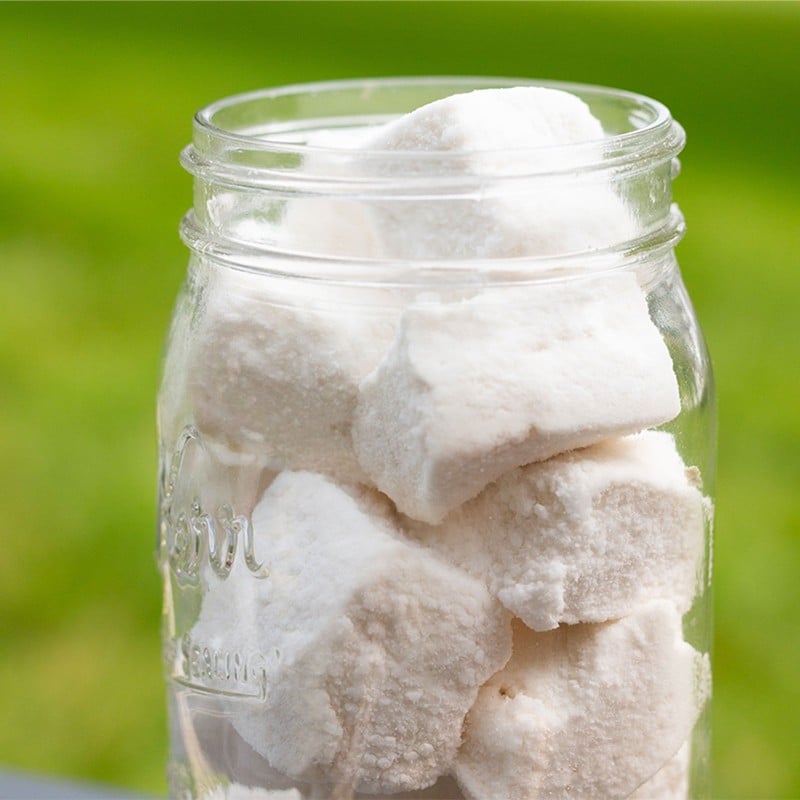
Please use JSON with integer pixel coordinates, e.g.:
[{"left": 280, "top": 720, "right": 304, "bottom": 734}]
[{"left": 1, "top": 2, "right": 799, "bottom": 797}]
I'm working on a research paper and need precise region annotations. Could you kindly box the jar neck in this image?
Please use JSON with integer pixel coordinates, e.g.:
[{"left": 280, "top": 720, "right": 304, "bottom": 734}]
[{"left": 180, "top": 78, "right": 685, "bottom": 280}]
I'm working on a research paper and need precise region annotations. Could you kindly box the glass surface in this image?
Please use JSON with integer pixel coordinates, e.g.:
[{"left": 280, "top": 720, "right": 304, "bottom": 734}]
[{"left": 158, "top": 78, "right": 714, "bottom": 800}]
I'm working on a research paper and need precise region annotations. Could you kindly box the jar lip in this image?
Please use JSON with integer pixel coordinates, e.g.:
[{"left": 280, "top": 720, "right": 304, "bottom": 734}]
[{"left": 186, "top": 76, "right": 683, "bottom": 186}]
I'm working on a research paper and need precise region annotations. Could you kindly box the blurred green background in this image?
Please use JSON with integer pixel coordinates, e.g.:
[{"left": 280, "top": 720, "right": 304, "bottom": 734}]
[{"left": 1, "top": 2, "right": 798, "bottom": 798}]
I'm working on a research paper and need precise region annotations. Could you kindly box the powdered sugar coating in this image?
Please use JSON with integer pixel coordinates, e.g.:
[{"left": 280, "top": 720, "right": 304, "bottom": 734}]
[
  {"left": 454, "top": 601, "right": 709, "bottom": 800},
  {"left": 410, "top": 431, "right": 706, "bottom": 630},
  {"left": 188, "top": 268, "right": 396, "bottom": 484},
  {"left": 630, "top": 743, "right": 691, "bottom": 800},
  {"left": 202, "top": 785, "right": 302, "bottom": 800},
  {"left": 359, "top": 86, "right": 636, "bottom": 259},
  {"left": 354, "top": 272, "right": 680, "bottom": 523},
  {"left": 376, "top": 87, "right": 604, "bottom": 153},
  {"left": 191, "top": 471, "right": 512, "bottom": 794},
  {"left": 280, "top": 127, "right": 381, "bottom": 259}
]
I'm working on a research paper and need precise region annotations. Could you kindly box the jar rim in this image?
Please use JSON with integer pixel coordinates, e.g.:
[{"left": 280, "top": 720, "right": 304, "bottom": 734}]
[{"left": 184, "top": 76, "right": 684, "bottom": 188}]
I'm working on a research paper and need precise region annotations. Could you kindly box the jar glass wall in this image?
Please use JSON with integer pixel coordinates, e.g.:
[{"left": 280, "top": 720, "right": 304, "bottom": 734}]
[{"left": 158, "top": 78, "right": 714, "bottom": 800}]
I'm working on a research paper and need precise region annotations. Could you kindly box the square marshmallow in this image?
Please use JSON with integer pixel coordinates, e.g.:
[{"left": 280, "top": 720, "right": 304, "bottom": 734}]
[
  {"left": 354, "top": 272, "right": 681, "bottom": 523},
  {"left": 191, "top": 471, "right": 512, "bottom": 794},
  {"left": 630, "top": 743, "right": 691, "bottom": 800},
  {"left": 454, "top": 601, "right": 710, "bottom": 800},
  {"left": 410, "top": 431, "right": 706, "bottom": 630},
  {"left": 188, "top": 267, "right": 397, "bottom": 484},
  {"left": 203, "top": 787, "right": 302, "bottom": 800},
  {"left": 279, "top": 127, "right": 381, "bottom": 260},
  {"left": 358, "top": 86, "right": 636, "bottom": 260},
  {"left": 276, "top": 88, "right": 635, "bottom": 262}
]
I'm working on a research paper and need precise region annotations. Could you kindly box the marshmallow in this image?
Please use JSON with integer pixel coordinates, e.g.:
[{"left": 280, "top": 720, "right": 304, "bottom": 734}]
[
  {"left": 454, "top": 602, "right": 709, "bottom": 800},
  {"left": 280, "top": 127, "right": 381, "bottom": 259},
  {"left": 204, "top": 780, "right": 463, "bottom": 800},
  {"left": 359, "top": 86, "right": 636, "bottom": 260},
  {"left": 188, "top": 267, "right": 396, "bottom": 484},
  {"left": 281, "top": 195, "right": 380, "bottom": 259},
  {"left": 410, "top": 431, "right": 706, "bottom": 630},
  {"left": 630, "top": 743, "right": 691, "bottom": 800},
  {"left": 191, "top": 471, "right": 512, "bottom": 794},
  {"left": 354, "top": 272, "right": 681, "bottom": 523},
  {"left": 203, "top": 786, "right": 302, "bottom": 800},
  {"left": 175, "top": 695, "right": 303, "bottom": 794}
]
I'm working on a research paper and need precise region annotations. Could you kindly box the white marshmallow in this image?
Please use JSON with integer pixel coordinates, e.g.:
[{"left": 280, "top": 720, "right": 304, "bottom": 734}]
[
  {"left": 354, "top": 272, "right": 681, "bottom": 523},
  {"left": 359, "top": 86, "right": 636, "bottom": 260},
  {"left": 454, "top": 602, "right": 710, "bottom": 800},
  {"left": 191, "top": 471, "right": 512, "bottom": 794},
  {"left": 411, "top": 431, "right": 706, "bottom": 630},
  {"left": 188, "top": 267, "right": 396, "bottom": 483},
  {"left": 280, "top": 127, "right": 381, "bottom": 259},
  {"left": 203, "top": 786, "right": 302, "bottom": 800},
  {"left": 374, "top": 87, "right": 604, "bottom": 153},
  {"left": 280, "top": 195, "right": 380, "bottom": 259},
  {"left": 630, "top": 743, "right": 691, "bottom": 800}
]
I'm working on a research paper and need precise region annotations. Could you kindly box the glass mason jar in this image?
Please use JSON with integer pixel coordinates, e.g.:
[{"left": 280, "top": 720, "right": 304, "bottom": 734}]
[{"left": 158, "top": 78, "right": 714, "bottom": 800}]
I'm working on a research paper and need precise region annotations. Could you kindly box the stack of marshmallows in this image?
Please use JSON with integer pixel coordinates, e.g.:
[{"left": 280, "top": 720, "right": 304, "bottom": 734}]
[{"left": 188, "top": 88, "right": 710, "bottom": 800}]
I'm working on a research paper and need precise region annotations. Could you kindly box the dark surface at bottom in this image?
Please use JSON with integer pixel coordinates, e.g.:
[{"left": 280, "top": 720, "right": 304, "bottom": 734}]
[{"left": 0, "top": 770, "right": 162, "bottom": 800}]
